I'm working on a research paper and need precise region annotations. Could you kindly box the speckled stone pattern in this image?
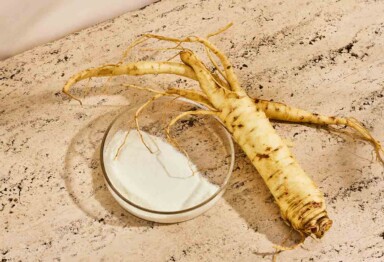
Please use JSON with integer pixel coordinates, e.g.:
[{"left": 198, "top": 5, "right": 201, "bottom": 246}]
[{"left": 1, "top": 0, "right": 384, "bottom": 261}]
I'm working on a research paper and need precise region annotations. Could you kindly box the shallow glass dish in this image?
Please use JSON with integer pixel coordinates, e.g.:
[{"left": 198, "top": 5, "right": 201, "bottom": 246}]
[{"left": 100, "top": 96, "right": 234, "bottom": 223}]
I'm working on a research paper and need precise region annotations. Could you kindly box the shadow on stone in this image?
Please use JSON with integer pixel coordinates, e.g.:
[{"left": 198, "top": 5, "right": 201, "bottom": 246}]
[{"left": 63, "top": 104, "right": 154, "bottom": 228}]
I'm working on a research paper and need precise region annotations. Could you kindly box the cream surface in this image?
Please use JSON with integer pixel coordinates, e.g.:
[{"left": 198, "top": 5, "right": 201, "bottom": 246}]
[
  {"left": 103, "top": 130, "right": 219, "bottom": 212},
  {"left": 2, "top": 0, "right": 384, "bottom": 260}
]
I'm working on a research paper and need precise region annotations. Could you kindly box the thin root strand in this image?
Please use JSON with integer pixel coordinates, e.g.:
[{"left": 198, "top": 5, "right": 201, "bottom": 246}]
[
  {"left": 346, "top": 117, "right": 384, "bottom": 164},
  {"left": 166, "top": 109, "right": 219, "bottom": 175},
  {"left": 134, "top": 93, "right": 165, "bottom": 154}
]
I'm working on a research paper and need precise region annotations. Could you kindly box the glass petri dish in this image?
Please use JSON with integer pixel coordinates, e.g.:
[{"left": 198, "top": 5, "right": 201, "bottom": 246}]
[{"left": 100, "top": 96, "right": 234, "bottom": 223}]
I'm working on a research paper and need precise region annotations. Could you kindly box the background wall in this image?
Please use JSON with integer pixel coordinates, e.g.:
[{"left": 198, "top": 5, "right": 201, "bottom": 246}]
[{"left": 0, "top": 0, "right": 156, "bottom": 60}]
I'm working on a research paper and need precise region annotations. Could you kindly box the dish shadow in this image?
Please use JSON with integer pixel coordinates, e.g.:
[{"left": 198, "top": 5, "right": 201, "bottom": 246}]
[
  {"left": 60, "top": 74, "right": 194, "bottom": 229},
  {"left": 63, "top": 107, "right": 155, "bottom": 228}
]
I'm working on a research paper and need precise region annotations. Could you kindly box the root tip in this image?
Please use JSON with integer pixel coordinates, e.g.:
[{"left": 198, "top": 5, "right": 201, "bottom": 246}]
[
  {"left": 62, "top": 90, "right": 83, "bottom": 105},
  {"left": 303, "top": 215, "right": 333, "bottom": 239}
]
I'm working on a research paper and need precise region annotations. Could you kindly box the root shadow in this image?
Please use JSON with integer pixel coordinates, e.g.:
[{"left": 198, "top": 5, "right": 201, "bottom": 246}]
[
  {"left": 222, "top": 149, "right": 302, "bottom": 249},
  {"left": 221, "top": 121, "right": 369, "bottom": 255},
  {"left": 63, "top": 108, "right": 154, "bottom": 228}
]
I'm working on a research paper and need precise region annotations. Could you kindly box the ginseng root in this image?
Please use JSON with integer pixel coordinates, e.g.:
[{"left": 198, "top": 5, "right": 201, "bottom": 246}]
[
  {"left": 253, "top": 99, "right": 384, "bottom": 162},
  {"left": 179, "top": 49, "right": 333, "bottom": 238},
  {"left": 62, "top": 61, "right": 197, "bottom": 104},
  {"left": 62, "top": 26, "right": 383, "bottom": 243},
  {"left": 62, "top": 58, "right": 383, "bottom": 163}
]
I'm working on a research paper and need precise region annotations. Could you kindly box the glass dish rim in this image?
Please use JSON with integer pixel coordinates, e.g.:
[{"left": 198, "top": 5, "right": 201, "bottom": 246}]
[{"left": 100, "top": 97, "right": 235, "bottom": 215}]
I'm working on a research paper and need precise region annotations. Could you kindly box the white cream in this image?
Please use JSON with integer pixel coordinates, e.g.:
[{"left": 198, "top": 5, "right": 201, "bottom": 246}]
[{"left": 103, "top": 129, "right": 219, "bottom": 216}]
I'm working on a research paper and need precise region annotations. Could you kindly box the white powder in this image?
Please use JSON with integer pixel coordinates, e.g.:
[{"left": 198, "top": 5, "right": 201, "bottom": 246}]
[{"left": 103, "top": 129, "right": 219, "bottom": 213}]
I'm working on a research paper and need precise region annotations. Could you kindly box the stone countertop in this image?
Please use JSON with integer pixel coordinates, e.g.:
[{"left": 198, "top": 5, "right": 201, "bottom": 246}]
[{"left": 1, "top": 0, "right": 383, "bottom": 261}]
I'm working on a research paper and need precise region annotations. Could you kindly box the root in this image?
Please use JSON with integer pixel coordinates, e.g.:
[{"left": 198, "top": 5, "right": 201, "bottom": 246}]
[
  {"left": 123, "top": 84, "right": 216, "bottom": 110},
  {"left": 119, "top": 36, "right": 149, "bottom": 63},
  {"left": 113, "top": 86, "right": 217, "bottom": 172},
  {"left": 114, "top": 84, "right": 216, "bottom": 157},
  {"left": 123, "top": 83, "right": 166, "bottom": 95},
  {"left": 345, "top": 117, "right": 384, "bottom": 164},
  {"left": 143, "top": 24, "right": 244, "bottom": 94},
  {"left": 205, "top": 22, "right": 233, "bottom": 87},
  {"left": 113, "top": 83, "right": 166, "bottom": 159},
  {"left": 179, "top": 49, "right": 236, "bottom": 105},
  {"left": 62, "top": 61, "right": 197, "bottom": 103},
  {"left": 254, "top": 99, "right": 384, "bottom": 164},
  {"left": 140, "top": 43, "right": 187, "bottom": 62},
  {"left": 134, "top": 93, "right": 164, "bottom": 154},
  {"left": 273, "top": 234, "right": 305, "bottom": 251},
  {"left": 272, "top": 232, "right": 306, "bottom": 262},
  {"left": 166, "top": 109, "right": 219, "bottom": 175},
  {"left": 166, "top": 88, "right": 215, "bottom": 110},
  {"left": 206, "top": 22, "right": 233, "bottom": 38},
  {"left": 105, "top": 37, "right": 152, "bottom": 101},
  {"left": 210, "top": 68, "right": 232, "bottom": 92},
  {"left": 205, "top": 47, "right": 228, "bottom": 84},
  {"left": 114, "top": 128, "right": 131, "bottom": 160},
  {"left": 139, "top": 46, "right": 185, "bottom": 53},
  {"left": 63, "top": 89, "right": 84, "bottom": 105},
  {"left": 61, "top": 25, "right": 384, "bottom": 254}
]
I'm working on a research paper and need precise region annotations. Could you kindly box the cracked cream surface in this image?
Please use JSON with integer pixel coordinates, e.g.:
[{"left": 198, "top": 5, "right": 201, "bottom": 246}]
[{"left": 104, "top": 130, "right": 219, "bottom": 212}]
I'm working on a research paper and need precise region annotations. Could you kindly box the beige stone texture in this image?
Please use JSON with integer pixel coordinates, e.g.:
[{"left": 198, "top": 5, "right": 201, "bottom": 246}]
[{"left": 1, "top": 0, "right": 383, "bottom": 261}]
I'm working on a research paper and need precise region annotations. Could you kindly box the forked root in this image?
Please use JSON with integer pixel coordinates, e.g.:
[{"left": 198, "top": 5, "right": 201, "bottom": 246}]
[
  {"left": 345, "top": 117, "right": 384, "bottom": 163},
  {"left": 113, "top": 85, "right": 217, "bottom": 166},
  {"left": 254, "top": 99, "right": 384, "bottom": 164},
  {"left": 143, "top": 26, "right": 245, "bottom": 94},
  {"left": 61, "top": 25, "right": 384, "bottom": 255}
]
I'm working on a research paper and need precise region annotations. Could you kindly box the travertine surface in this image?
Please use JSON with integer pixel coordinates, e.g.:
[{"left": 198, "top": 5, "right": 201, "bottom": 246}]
[{"left": 1, "top": 0, "right": 384, "bottom": 261}]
